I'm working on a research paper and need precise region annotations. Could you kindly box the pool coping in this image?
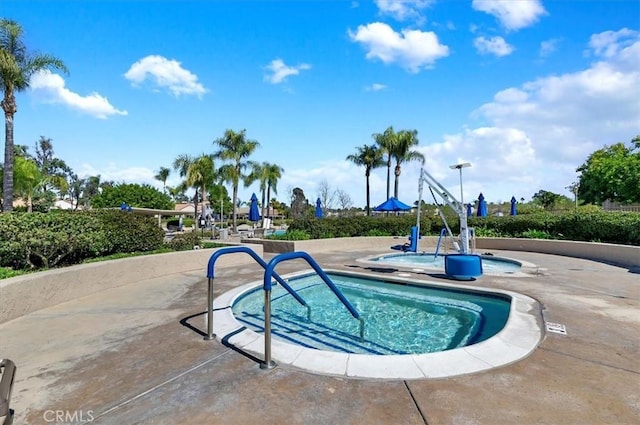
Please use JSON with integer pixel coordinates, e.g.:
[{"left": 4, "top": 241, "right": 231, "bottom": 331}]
[
  {"left": 211, "top": 269, "right": 544, "bottom": 380},
  {"left": 356, "top": 252, "right": 540, "bottom": 278}
]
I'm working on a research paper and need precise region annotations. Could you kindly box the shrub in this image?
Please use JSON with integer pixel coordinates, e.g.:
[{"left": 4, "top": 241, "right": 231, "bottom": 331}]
[
  {"left": 0, "top": 211, "right": 109, "bottom": 269},
  {"left": 0, "top": 210, "right": 165, "bottom": 270},
  {"left": 169, "top": 231, "right": 203, "bottom": 251}
]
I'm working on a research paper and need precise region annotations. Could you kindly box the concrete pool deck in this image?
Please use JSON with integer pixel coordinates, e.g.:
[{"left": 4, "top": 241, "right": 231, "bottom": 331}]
[{"left": 1, "top": 244, "right": 638, "bottom": 424}]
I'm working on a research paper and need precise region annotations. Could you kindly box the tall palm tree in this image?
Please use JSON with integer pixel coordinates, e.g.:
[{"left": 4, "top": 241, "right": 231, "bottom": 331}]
[
  {"left": 1, "top": 19, "right": 67, "bottom": 212},
  {"left": 346, "top": 144, "right": 384, "bottom": 216},
  {"left": 154, "top": 166, "right": 170, "bottom": 194},
  {"left": 373, "top": 126, "right": 397, "bottom": 201},
  {"left": 265, "top": 162, "right": 284, "bottom": 218},
  {"left": 391, "top": 129, "right": 424, "bottom": 199},
  {"left": 213, "top": 129, "right": 260, "bottom": 231}
]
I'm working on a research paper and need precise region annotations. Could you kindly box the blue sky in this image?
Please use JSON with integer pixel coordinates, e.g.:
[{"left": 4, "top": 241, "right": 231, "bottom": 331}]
[{"left": 4, "top": 0, "right": 640, "bottom": 208}]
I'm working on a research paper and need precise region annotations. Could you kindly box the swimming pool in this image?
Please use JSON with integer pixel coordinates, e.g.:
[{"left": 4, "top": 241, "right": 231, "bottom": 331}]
[
  {"left": 212, "top": 269, "right": 542, "bottom": 379},
  {"left": 232, "top": 272, "right": 510, "bottom": 355},
  {"left": 361, "top": 252, "right": 532, "bottom": 275}
]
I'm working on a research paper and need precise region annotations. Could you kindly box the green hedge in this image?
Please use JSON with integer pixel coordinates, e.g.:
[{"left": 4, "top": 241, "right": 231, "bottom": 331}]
[
  {"left": 0, "top": 210, "right": 165, "bottom": 270},
  {"left": 288, "top": 211, "right": 639, "bottom": 246}
]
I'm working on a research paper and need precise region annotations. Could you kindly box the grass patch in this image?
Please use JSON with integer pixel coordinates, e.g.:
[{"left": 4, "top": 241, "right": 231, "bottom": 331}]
[
  {"left": 0, "top": 267, "right": 28, "bottom": 279},
  {"left": 82, "top": 247, "right": 175, "bottom": 263}
]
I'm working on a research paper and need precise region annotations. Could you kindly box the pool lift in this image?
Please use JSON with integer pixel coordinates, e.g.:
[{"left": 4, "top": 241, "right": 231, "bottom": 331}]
[{"left": 416, "top": 167, "right": 483, "bottom": 280}]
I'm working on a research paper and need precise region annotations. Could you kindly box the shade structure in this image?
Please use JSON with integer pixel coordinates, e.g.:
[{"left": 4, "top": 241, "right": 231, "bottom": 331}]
[
  {"left": 476, "top": 193, "right": 488, "bottom": 217},
  {"left": 374, "top": 197, "right": 412, "bottom": 212},
  {"left": 510, "top": 196, "right": 517, "bottom": 216},
  {"left": 248, "top": 193, "right": 261, "bottom": 222},
  {"left": 315, "top": 198, "right": 323, "bottom": 218},
  {"left": 466, "top": 203, "right": 473, "bottom": 217}
]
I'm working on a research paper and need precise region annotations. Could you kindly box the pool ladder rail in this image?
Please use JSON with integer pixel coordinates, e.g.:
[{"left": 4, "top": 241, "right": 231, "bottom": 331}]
[
  {"left": 206, "top": 247, "right": 365, "bottom": 370},
  {"left": 0, "top": 358, "right": 16, "bottom": 425}
]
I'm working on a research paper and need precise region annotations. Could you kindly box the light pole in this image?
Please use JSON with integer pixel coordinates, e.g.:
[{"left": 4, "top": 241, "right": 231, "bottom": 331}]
[
  {"left": 449, "top": 162, "right": 472, "bottom": 254},
  {"left": 450, "top": 162, "right": 471, "bottom": 211}
]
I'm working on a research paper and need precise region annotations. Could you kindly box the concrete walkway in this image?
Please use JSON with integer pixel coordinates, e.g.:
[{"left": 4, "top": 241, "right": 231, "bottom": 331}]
[{"left": 1, "top": 248, "right": 638, "bottom": 424}]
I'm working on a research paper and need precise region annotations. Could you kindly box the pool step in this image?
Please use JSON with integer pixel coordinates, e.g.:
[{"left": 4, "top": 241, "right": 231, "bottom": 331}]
[{"left": 236, "top": 312, "right": 404, "bottom": 355}]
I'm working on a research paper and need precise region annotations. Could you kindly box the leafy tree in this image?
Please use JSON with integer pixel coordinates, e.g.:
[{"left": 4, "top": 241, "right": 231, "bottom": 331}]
[
  {"left": 532, "top": 190, "right": 571, "bottom": 211},
  {"left": 154, "top": 166, "right": 170, "bottom": 194},
  {"left": 247, "top": 161, "right": 284, "bottom": 219},
  {"left": 33, "top": 136, "right": 70, "bottom": 194},
  {"left": 213, "top": 129, "right": 260, "bottom": 231},
  {"left": 577, "top": 137, "right": 640, "bottom": 205},
  {"left": 391, "top": 129, "right": 424, "bottom": 198},
  {"left": 346, "top": 144, "right": 384, "bottom": 215},
  {"left": 1, "top": 19, "right": 68, "bottom": 212},
  {"left": 91, "top": 183, "right": 173, "bottom": 210}
]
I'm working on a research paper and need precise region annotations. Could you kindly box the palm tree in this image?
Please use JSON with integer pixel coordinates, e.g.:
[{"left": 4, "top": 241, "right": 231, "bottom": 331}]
[
  {"left": 154, "top": 166, "right": 170, "bottom": 193},
  {"left": 391, "top": 129, "right": 424, "bottom": 199},
  {"left": 13, "top": 155, "right": 44, "bottom": 212},
  {"left": 265, "top": 162, "right": 284, "bottom": 218},
  {"left": 173, "top": 154, "right": 216, "bottom": 221},
  {"left": 213, "top": 129, "right": 260, "bottom": 231},
  {"left": 1, "top": 19, "right": 68, "bottom": 212},
  {"left": 373, "top": 126, "right": 397, "bottom": 201},
  {"left": 346, "top": 144, "right": 384, "bottom": 215}
]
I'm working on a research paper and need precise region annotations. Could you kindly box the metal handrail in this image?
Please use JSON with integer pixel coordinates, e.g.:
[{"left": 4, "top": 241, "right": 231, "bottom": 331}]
[
  {"left": 205, "top": 246, "right": 309, "bottom": 341},
  {"left": 0, "top": 358, "right": 16, "bottom": 425},
  {"left": 261, "top": 251, "right": 365, "bottom": 370}
]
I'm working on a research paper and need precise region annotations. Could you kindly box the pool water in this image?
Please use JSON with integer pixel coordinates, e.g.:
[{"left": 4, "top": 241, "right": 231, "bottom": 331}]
[
  {"left": 232, "top": 272, "right": 510, "bottom": 355},
  {"left": 372, "top": 253, "right": 522, "bottom": 273}
]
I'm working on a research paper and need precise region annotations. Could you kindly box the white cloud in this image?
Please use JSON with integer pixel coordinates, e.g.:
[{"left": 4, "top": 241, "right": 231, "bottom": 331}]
[
  {"left": 124, "top": 55, "right": 207, "bottom": 97},
  {"left": 461, "top": 28, "right": 640, "bottom": 200},
  {"left": 375, "top": 0, "right": 434, "bottom": 22},
  {"left": 366, "top": 83, "right": 387, "bottom": 91},
  {"left": 263, "top": 59, "right": 311, "bottom": 84},
  {"left": 29, "top": 70, "right": 127, "bottom": 119},
  {"left": 348, "top": 22, "right": 449, "bottom": 72},
  {"left": 539, "top": 38, "right": 560, "bottom": 58},
  {"left": 474, "top": 36, "right": 514, "bottom": 56},
  {"left": 472, "top": 0, "right": 546, "bottom": 31}
]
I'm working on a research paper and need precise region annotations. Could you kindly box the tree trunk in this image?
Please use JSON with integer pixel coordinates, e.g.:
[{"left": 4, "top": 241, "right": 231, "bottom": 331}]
[
  {"left": 232, "top": 185, "right": 238, "bottom": 232},
  {"left": 385, "top": 157, "right": 391, "bottom": 201},
  {"left": 261, "top": 188, "right": 266, "bottom": 219},
  {"left": 365, "top": 168, "right": 371, "bottom": 216},
  {"left": 2, "top": 100, "right": 16, "bottom": 212},
  {"left": 266, "top": 186, "right": 272, "bottom": 219},
  {"left": 394, "top": 164, "right": 401, "bottom": 199}
]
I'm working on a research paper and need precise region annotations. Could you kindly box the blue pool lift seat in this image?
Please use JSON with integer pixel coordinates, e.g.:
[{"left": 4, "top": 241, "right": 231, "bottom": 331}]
[{"left": 391, "top": 226, "right": 420, "bottom": 253}]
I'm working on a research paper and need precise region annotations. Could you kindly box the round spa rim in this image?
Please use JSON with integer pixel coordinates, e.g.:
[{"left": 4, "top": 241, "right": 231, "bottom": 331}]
[{"left": 209, "top": 269, "right": 543, "bottom": 380}]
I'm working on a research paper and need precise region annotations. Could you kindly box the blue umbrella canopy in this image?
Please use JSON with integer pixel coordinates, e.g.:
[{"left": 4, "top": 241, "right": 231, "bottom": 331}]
[
  {"left": 315, "top": 198, "right": 323, "bottom": 218},
  {"left": 476, "top": 193, "right": 488, "bottom": 217},
  {"left": 248, "top": 193, "right": 261, "bottom": 222},
  {"left": 510, "top": 196, "right": 517, "bottom": 216},
  {"left": 466, "top": 203, "right": 473, "bottom": 217},
  {"left": 373, "top": 197, "right": 412, "bottom": 212}
]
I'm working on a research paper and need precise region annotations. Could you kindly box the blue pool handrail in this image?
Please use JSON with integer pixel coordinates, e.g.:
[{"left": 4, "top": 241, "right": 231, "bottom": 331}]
[
  {"left": 261, "top": 251, "right": 365, "bottom": 369},
  {"left": 263, "top": 251, "right": 361, "bottom": 320},
  {"left": 434, "top": 227, "right": 449, "bottom": 259},
  {"left": 205, "top": 246, "right": 309, "bottom": 341}
]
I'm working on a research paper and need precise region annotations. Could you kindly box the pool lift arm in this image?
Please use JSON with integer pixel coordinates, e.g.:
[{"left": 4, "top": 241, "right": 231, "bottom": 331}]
[{"left": 416, "top": 167, "right": 471, "bottom": 255}]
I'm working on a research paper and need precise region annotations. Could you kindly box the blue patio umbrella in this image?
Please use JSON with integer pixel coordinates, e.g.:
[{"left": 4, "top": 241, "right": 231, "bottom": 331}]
[
  {"left": 476, "top": 193, "right": 488, "bottom": 217},
  {"left": 373, "top": 197, "right": 412, "bottom": 212},
  {"left": 510, "top": 196, "right": 517, "bottom": 216},
  {"left": 466, "top": 203, "right": 473, "bottom": 217},
  {"left": 248, "top": 193, "right": 261, "bottom": 222},
  {"left": 315, "top": 198, "right": 323, "bottom": 218}
]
